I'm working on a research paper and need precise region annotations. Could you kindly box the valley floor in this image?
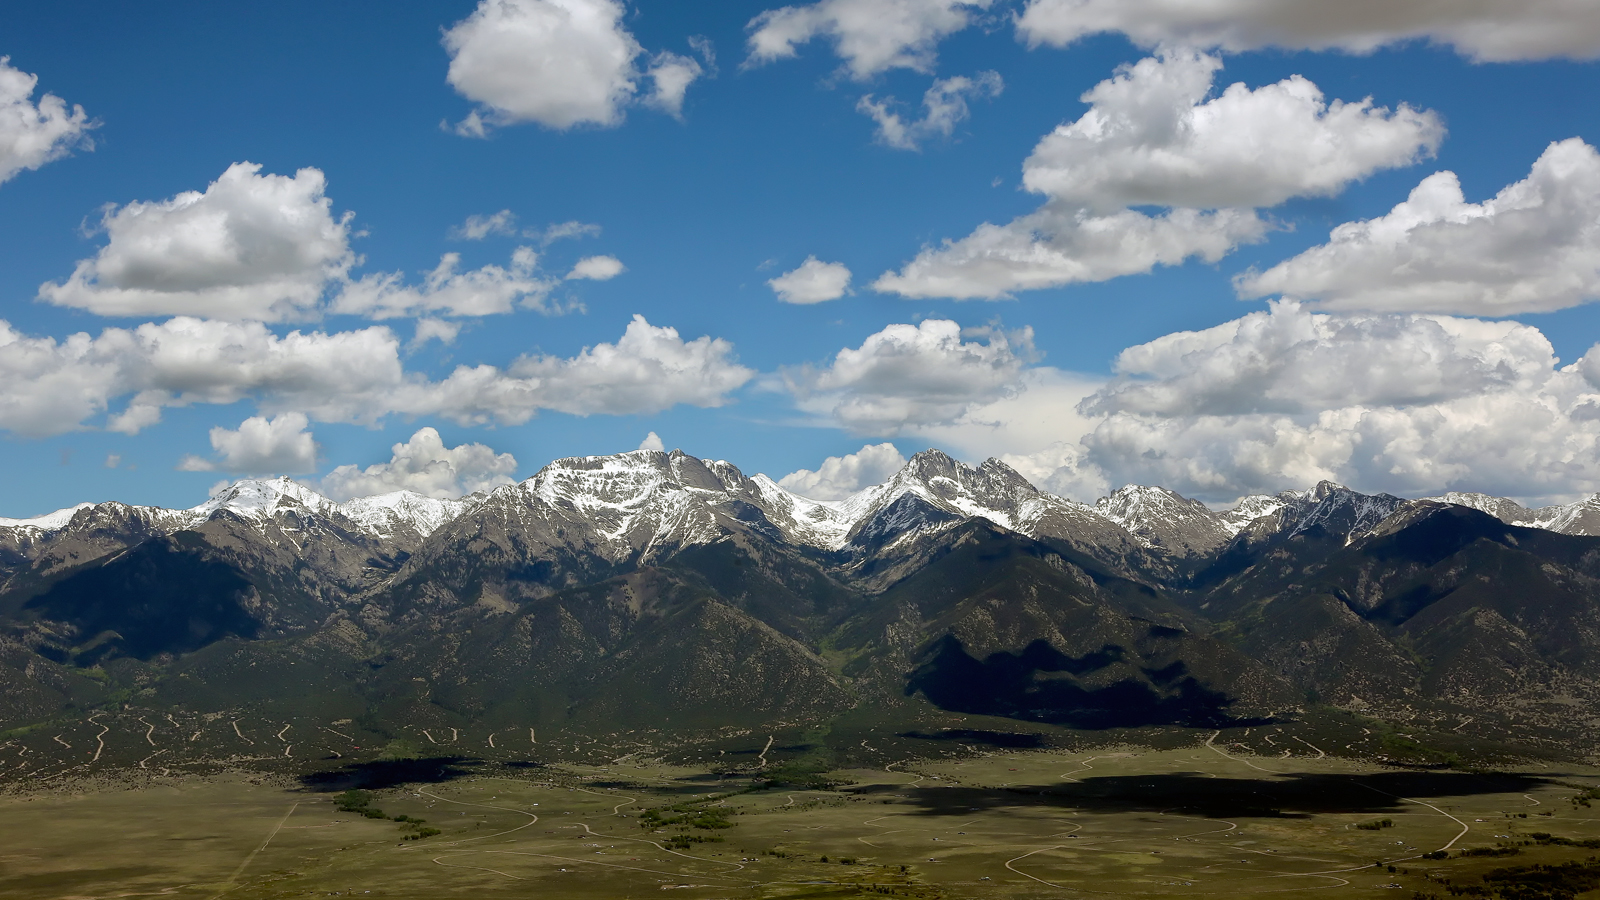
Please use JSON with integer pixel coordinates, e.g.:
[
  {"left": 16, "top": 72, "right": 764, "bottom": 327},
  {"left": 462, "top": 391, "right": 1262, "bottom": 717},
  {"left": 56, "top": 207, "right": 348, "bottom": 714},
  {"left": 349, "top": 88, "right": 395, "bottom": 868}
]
[{"left": 1, "top": 743, "right": 1597, "bottom": 899}]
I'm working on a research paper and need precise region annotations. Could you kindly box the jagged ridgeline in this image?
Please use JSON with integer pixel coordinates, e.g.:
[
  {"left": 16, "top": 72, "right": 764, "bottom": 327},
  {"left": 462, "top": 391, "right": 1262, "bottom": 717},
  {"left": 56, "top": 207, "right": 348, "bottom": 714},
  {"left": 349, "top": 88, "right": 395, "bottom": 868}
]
[{"left": 3, "top": 448, "right": 1600, "bottom": 753}]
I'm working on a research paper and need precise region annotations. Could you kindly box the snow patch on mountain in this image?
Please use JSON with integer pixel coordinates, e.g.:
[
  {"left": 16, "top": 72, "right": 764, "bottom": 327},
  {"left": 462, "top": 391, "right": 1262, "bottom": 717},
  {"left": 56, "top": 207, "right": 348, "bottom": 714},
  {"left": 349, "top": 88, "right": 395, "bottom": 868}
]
[
  {"left": 339, "top": 491, "right": 477, "bottom": 537},
  {"left": 1282, "top": 482, "right": 1407, "bottom": 544},
  {"left": 497, "top": 449, "right": 734, "bottom": 561},
  {"left": 1218, "top": 495, "right": 1287, "bottom": 535},
  {"left": 1430, "top": 491, "right": 1600, "bottom": 536},
  {"left": 0, "top": 476, "right": 478, "bottom": 545},
  {"left": 744, "top": 473, "right": 855, "bottom": 549},
  {"left": 0, "top": 503, "right": 95, "bottom": 531},
  {"left": 193, "top": 477, "right": 340, "bottom": 520},
  {"left": 11, "top": 446, "right": 1600, "bottom": 562},
  {"left": 1094, "top": 485, "right": 1229, "bottom": 554}
]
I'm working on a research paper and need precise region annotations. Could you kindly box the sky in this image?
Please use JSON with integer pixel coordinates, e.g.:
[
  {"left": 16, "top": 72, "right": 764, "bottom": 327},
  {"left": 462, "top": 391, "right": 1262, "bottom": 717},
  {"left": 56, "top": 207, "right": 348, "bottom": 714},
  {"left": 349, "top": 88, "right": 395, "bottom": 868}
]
[{"left": 4, "top": 0, "right": 1600, "bottom": 517}]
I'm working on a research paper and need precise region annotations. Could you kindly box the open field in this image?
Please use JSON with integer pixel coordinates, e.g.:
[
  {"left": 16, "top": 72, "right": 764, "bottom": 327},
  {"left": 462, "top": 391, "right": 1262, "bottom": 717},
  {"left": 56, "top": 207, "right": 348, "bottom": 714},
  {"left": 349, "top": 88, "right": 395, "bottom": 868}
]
[{"left": 0, "top": 738, "right": 1597, "bottom": 900}]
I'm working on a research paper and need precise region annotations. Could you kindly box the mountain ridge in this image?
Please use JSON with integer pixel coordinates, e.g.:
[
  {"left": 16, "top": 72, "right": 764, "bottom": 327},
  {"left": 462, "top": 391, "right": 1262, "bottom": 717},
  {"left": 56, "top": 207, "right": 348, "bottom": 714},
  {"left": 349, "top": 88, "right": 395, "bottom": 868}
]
[
  {"left": 2, "top": 446, "right": 1599, "bottom": 763},
  {"left": 10, "top": 448, "right": 1600, "bottom": 560}
]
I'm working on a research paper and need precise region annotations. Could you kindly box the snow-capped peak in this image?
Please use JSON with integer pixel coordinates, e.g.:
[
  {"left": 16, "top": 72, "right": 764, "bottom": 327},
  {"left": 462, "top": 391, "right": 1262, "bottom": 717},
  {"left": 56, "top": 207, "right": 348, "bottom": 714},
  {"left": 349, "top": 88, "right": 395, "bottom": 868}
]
[
  {"left": 336, "top": 491, "right": 476, "bottom": 538},
  {"left": 191, "top": 476, "right": 339, "bottom": 520},
  {"left": 1280, "top": 481, "right": 1406, "bottom": 543},
  {"left": 184, "top": 477, "right": 475, "bottom": 539},
  {"left": 483, "top": 449, "right": 743, "bottom": 559},
  {"left": 0, "top": 503, "right": 95, "bottom": 532},
  {"left": 18, "top": 445, "right": 1600, "bottom": 571},
  {"left": 1095, "top": 485, "right": 1205, "bottom": 527},
  {"left": 1092, "top": 485, "right": 1234, "bottom": 554},
  {"left": 832, "top": 450, "right": 1042, "bottom": 533},
  {"left": 1427, "top": 490, "right": 1600, "bottom": 537}
]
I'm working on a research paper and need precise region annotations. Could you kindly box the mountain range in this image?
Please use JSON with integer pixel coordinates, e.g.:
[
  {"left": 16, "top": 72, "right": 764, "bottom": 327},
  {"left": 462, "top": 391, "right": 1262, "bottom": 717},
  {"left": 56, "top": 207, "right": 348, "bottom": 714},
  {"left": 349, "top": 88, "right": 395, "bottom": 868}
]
[{"left": 3, "top": 448, "right": 1598, "bottom": 760}]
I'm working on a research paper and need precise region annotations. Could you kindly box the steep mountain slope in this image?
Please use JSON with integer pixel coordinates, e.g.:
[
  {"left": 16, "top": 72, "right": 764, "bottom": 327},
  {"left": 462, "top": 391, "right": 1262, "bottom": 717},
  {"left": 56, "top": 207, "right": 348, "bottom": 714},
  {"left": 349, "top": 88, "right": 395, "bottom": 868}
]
[
  {"left": 838, "top": 450, "right": 1148, "bottom": 570},
  {"left": 0, "top": 479, "right": 465, "bottom": 667},
  {"left": 2, "top": 509, "right": 397, "bottom": 666},
  {"left": 1190, "top": 481, "right": 1409, "bottom": 590},
  {"left": 0, "top": 502, "right": 193, "bottom": 590},
  {"left": 1094, "top": 486, "right": 1291, "bottom": 560},
  {"left": 0, "top": 477, "right": 472, "bottom": 585},
  {"left": 373, "top": 448, "right": 1148, "bottom": 616},
  {"left": 1194, "top": 501, "right": 1600, "bottom": 741},
  {"left": 150, "top": 564, "right": 855, "bottom": 734},
  {"left": 1095, "top": 486, "right": 1233, "bottom": 558},
  {"left": 831, "top": 519, "right": 1296, "bottom": 728}
]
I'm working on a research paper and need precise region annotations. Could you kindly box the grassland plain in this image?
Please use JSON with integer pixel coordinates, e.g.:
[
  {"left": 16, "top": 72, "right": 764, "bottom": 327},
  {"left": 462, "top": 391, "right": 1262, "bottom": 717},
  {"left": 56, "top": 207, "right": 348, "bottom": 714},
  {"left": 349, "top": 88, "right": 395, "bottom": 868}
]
[{"left": 0, "top": 735, "right": 1597, "bottom": 900}]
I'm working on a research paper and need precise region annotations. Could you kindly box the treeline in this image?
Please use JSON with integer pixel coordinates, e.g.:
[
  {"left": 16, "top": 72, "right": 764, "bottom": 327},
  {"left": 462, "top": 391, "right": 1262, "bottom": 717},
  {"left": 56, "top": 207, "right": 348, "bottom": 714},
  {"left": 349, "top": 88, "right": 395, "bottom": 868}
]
[
  {"left": 332, "top": 789, "right": 441, "bottom": 840},
  {"left": 1412, "top": 857, "right": 1600, "bottom": 900}
]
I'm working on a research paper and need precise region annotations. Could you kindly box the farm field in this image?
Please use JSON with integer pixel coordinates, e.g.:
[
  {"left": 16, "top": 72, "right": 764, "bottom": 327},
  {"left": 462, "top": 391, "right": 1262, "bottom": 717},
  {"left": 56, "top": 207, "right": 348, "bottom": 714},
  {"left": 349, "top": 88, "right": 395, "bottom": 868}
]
[{"left": 0, "top": 739, "right": 1597, "bottom": 900}]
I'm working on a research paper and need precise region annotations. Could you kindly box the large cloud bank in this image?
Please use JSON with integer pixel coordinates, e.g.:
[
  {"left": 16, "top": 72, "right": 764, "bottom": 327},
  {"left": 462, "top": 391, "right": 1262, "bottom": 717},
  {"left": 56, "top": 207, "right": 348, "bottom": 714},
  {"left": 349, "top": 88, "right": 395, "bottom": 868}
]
[
  {"left": 1017, "top": 0, "right": 1600, "bottom": 62},
  {"left": 0, "top": 315, "right": 753, "bottom": 438},
  {"left": 1238, "top": 138, "right": 1600, "bottom": 316},
  {"left": 875, "top": 51, "right": 1442, "bottom": 299},
  {"left": 1021, "top": 302, "right": 1600, "bottom": 505},
  {"left": 785, "top": 306, "right": 1600, "bottom": 506},
  {"left": 38, "top": 162, "right": 614, "bottom": 322}
]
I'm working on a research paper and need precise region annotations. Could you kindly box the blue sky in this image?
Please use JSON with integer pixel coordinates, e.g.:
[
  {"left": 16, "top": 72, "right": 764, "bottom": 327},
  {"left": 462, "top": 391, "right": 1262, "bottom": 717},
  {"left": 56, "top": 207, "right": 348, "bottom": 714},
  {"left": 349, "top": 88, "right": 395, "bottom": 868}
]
[{"left": 4, "top": 0, "right": 1600, "bottom": 516}]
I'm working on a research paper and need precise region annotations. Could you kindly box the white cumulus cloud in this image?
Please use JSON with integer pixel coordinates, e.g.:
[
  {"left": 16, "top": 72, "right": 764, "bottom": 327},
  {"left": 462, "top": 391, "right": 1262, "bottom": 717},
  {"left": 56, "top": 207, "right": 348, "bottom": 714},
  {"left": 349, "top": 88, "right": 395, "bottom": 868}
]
[
  {"left": 334, "top": 247, "right": 558, "bottom": 319},
  {"left": 778, "top": 442, "right": 907, "bottom": 500},
  {"left": 782, "top": 319, "right": 1032, "bottom": 434},
  {"left": 1237, "top": 138, "right": 1600, "bottom": 315},
  {"left": 1008, "top": 301, "right": 1600, "bottom": 506},
  {"left": 37, "top": 169, "right": 613, "bottom": 322},
  {"left": 769, "top": 256, "right": 852, "bottom": 303},
  {"left": 567, "top": 255, "right": 625, "bottom": 280},
  {"left": 0, "top": 317, "right": 403, "bottom": 438},
  {"left": 0, "top": 315, "right": 753, "bottom": 437},
  {"left": 874, "top": 51, "right": 1440, "bottom": 299},
  {"left": 317, "top": 427, "right": 518, "bottom": 500},
  {"left": 469, "top": 314, "right": 755, "bottom": 418},
  {"left": 444, "top": 0, "right": 702, "bottom": 133},
  {"left": 179, "top": 412, "right": 319, "bottom": 475},
  {"left": 874, "top": 204, "right": 1268, "bottom": 299},
  {"left": 0, "top": 57, "right": 95, "bottom": 186},
  {"left": 1016, "top": 0, "right": 1600, "bottom": 63},
  {"left": 746, "top": 0, "right": 994, "bottom": 79},
  {"left": 638, "top": 431, "right": 665, "bottom": 452},
  {"left": 39, "top": 162, "right": 354, "bottom": 321},
  {"left": 1021, "top": 50, "right": 1442, "bottom": 211},
  {"left": 910, "top": 367, "right": 1104, "bottom": 463},
  {"left": 858, "top": 71, "right": 1002, "bottom": 150},
  {"left": 1086, "top": 300, "right": 1555, "bottom": 418}
]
